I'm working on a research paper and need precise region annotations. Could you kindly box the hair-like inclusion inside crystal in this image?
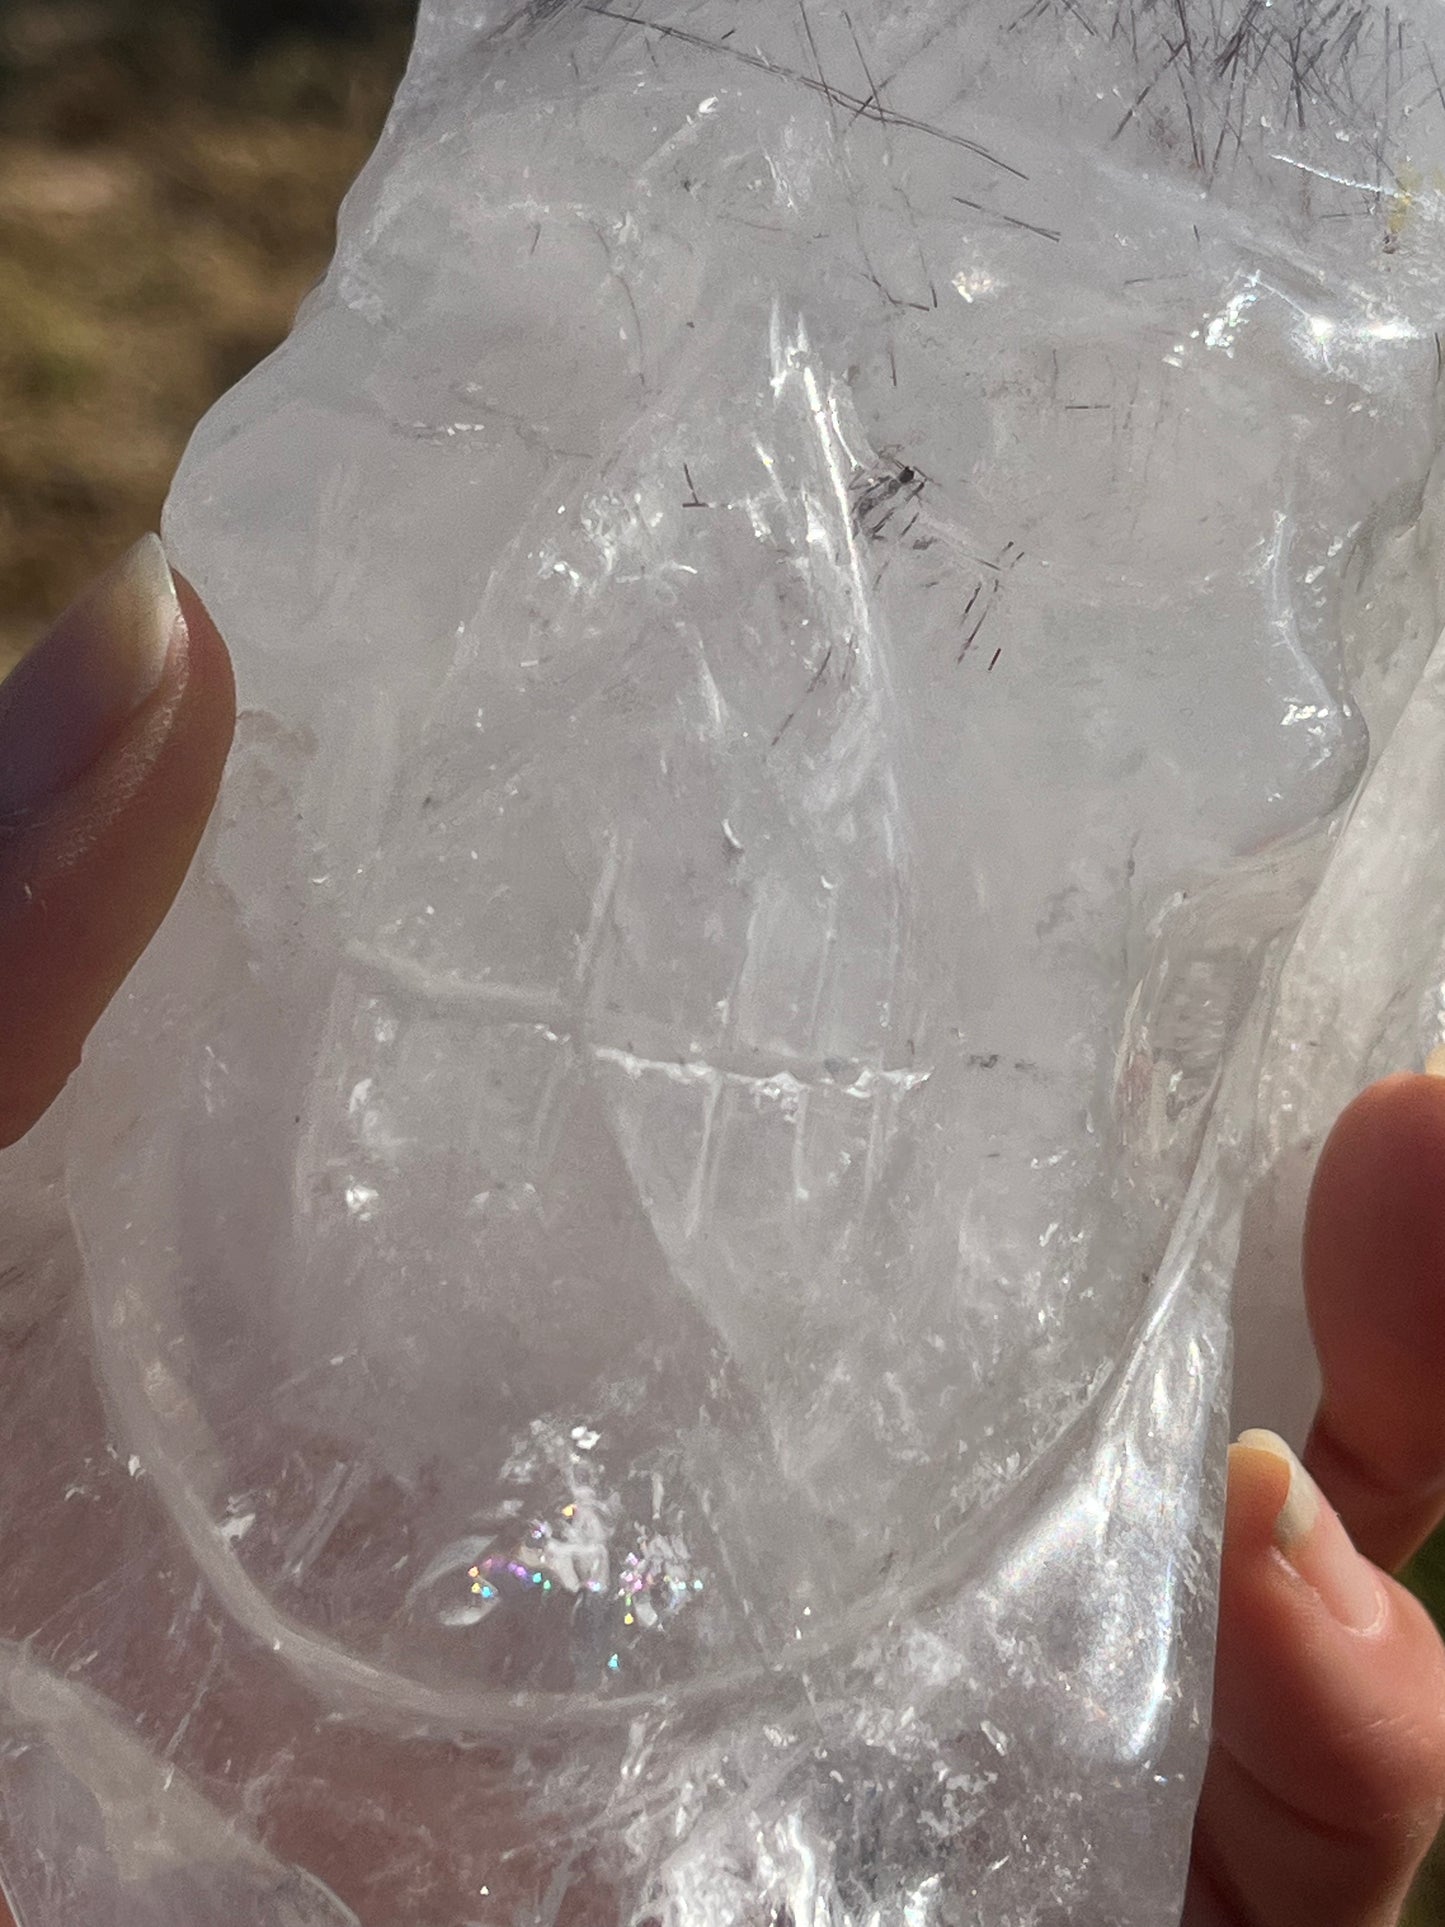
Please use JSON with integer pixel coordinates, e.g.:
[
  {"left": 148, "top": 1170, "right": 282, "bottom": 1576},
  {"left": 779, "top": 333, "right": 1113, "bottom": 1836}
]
[{"left": 42, "top": 0, "right": 1445, "bottom": 1919}]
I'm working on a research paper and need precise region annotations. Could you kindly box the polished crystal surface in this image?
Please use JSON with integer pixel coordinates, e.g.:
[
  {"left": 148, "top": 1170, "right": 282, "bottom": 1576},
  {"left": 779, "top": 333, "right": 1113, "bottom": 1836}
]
[{"left": 4, "top": 3, "right": 1445, "bottom": 1922}]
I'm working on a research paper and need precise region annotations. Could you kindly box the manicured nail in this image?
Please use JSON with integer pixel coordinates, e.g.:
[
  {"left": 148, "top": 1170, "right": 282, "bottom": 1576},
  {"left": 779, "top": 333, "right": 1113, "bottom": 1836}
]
[
  {"left": 1426, "top": 1046, "right": 1445, "bottom": 1079},
  {"left": 1238, "top": 1428, "right": 1385, "bottom": 1633},
  {"left": 0, "top": 535, "right": 186, "bottom": 821}
]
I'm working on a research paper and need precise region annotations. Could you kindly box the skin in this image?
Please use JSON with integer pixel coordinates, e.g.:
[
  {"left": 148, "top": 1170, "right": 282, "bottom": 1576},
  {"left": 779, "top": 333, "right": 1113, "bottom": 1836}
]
[
  {"left": 1, "top": 563, "right": 1442, "bottom": 1924},
  {"left": 0, "top": 574, "right": 235, "bottom": 1147},
  {"left": 1187, "top": 1074, "right": 1445, "bottom": 1925}
]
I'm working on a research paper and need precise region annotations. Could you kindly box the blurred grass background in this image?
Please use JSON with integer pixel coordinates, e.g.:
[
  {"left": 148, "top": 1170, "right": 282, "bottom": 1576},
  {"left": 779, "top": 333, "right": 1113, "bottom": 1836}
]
[
  {"left": 1406, "top": 1526, "right": 1445, "bottom": 1922},
  {"left": 1, "top": 0, "right": 1444, "bottom": 1918},
  {"left": 0, "top": 0, "right": 413, "bottom": 669}
]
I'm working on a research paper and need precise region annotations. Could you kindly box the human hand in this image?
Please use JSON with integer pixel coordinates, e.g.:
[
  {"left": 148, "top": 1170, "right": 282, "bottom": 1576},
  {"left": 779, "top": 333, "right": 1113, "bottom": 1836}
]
[
  {"left": 2, "top": 546, "right": 1443, "bottom": 1927},
  {"left": 0, "top": 537, "right": 235, "bottom": 1152},
  {"left": 1186, "top": 1075, "right": 1445, "bottom": 1923},
  {"left": 0, "top": 538, "right": 232, "bottom": 1927}
]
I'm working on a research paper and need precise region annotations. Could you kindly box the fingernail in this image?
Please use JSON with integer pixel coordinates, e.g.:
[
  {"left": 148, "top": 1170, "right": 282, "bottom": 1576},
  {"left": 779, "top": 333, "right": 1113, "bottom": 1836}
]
[
  {"left": 1426, "top": 1046, "right": 1445, "bottom": 1078},
  {"left": 0, "top": 535, "right": 186, "bottom": 821},
  {"left": 1238, "top": 1428, "right": 1385, "bottom": 1633}
]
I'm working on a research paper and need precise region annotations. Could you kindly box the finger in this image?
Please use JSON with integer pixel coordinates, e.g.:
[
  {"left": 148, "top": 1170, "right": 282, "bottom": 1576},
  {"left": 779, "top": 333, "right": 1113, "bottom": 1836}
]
[
  {"left": 1189, "top": 1432, "right": 1445, "bottom": 1926},
  {"left": 0, "top": 537, "right": 235, "bottom": 1148},
  {"left": 1301, "top": 1069, "right": 1445, "bottom": 1571}
]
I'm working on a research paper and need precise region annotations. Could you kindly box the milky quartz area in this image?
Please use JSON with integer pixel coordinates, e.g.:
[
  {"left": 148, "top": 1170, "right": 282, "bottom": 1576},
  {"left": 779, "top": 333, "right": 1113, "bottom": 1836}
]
[{"left": 4, "top": 2, "right": 1445, "bottom": 1923}]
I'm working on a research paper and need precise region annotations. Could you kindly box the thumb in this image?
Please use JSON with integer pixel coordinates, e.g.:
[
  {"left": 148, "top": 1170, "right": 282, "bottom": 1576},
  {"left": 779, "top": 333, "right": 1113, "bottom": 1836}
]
[{"left": 0, "top": 536, "right": 235, "bottom": 1148}]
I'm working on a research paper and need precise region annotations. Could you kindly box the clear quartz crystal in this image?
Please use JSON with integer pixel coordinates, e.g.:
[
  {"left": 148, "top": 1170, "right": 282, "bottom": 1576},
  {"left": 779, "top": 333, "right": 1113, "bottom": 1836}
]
[{"left": 4, "top": 2, "right": 1445, "bottom": 1922}]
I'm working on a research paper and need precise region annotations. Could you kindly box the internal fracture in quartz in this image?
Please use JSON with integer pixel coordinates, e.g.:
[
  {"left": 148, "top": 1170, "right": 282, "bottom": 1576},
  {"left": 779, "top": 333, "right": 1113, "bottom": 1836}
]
[{"left": 6, "top": 2, "right": 1445, "bottom": 1923}]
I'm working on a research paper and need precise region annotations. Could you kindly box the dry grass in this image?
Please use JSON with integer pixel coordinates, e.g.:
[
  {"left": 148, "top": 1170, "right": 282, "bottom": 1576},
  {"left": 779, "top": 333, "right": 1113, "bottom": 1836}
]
[{"left": 0, "top": 1, "right": 410, "bottom": 668}]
